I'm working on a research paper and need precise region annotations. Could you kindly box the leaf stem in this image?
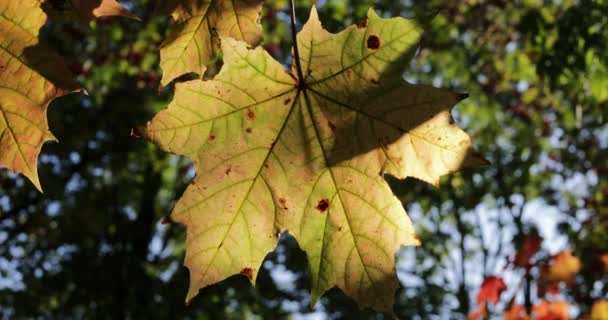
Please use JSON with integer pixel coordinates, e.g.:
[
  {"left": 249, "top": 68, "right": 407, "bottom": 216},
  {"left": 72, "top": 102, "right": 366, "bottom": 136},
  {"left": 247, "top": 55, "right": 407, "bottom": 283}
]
[{"left": 289, "top": 0, "right": 305, "bottom": 87}]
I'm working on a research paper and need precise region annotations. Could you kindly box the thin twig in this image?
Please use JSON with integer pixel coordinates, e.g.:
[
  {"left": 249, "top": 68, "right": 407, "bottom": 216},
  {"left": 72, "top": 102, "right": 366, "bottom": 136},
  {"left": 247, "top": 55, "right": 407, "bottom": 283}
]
[{"left": 289, "top": 0, "right": 305, "bottom": 87}]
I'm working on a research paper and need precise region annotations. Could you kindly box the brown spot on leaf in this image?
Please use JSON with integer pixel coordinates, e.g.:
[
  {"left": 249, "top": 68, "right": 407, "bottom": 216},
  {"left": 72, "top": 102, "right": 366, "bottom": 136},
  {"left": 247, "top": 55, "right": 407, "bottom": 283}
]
[
  {"left": 338, "top": 226, "right": 343, "bottom": 231},
  {"left": 316, "top": 199, "right": 330, "bottom": 213},
  {"left": 218, "top": 241, "right": 223, "bottom": 248},
  {"left": 357, "top": 17, "right": 368, "bottom": 28},
  {"left": 367, "top": 35, "right": 381, "bottom": 49},
  {"left": 370, "top": 78, "right": 379, "bottom": 84},
  {"left": 240, "top": 267, "right": 254, "bottom": 280},
  {"left": 264, "top": 163, "right": 269, "bottom": 169},
  {"left": 225, "top": 167, "right": 231, "bottom": 175},
  {"left": 328, "top": 121, "right": 336, "bottom": 133},
  {"left": 246, "top": 128, "right": 252, "bottom": 133},
  {"left": 246, "top": 110, "right": 256, "bottom": 120},
  {"left": 279, "top": 198, "right": 288, "bottom": 210},
  {"left": 161, "top": 216, "right": 172, "bottom": 225},
  {"left": 209, "top": 135, "right": 216, "bottom": 141},
  {"left": 284, "top": 98, "right": 292, "bottom": 105}
]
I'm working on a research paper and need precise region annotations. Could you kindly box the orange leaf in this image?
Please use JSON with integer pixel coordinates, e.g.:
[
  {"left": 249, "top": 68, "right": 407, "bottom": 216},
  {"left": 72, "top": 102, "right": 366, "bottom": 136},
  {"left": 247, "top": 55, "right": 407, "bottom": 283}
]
[
  {"left": 514, "top": 235, "right": 543, "bottom": 268},
  {"left": 601, "top": 255, "right": 608, "bottom": 273},
  {"left": 591, "top": 300, "right": 608, "bottom": 320},
  {"left": 504, "top": 304, "right": 529, "bottom": 320},
  {"left": 477, "top": 276, "right": 507, "bottom": 305},
  {"left": 541, "top": 250, "right": 581, "bottom": 284},
  {"left": 533, "top": 301, "right": 570, "bottom": 320}
]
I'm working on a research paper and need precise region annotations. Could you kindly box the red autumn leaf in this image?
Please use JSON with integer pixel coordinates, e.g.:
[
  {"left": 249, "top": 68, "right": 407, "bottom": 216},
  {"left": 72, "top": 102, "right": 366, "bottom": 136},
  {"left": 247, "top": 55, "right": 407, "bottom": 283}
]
[
  {"left": 477, "top": 276, "right": 507, "bottom": 305},
  {"left": 514, "top": 235, "right": 543, "bottom": 268},
  {"left": 533, "top": 301, "right": 570, "bottom": 320},
  {"left": 504, "top": 304, "right": 529, "bottom": 320}
]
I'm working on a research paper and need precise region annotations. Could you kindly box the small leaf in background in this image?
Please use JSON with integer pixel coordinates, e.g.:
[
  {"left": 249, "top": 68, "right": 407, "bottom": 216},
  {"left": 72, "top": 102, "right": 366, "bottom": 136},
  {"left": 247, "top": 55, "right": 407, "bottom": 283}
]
[
  {"left": 504, "top": 304, "right": 529, "bottom": 320},
  {"left": 541, "top": 250, "right": 581, "bottom": 284},
  {"left": 514, "top": 234, "right": 543, "bottom": 269},
  {"left": 469, "top": 276, "right": 507, "bottom": 320},
  {"left": 144, "top": 6, "right": 485, "bottom": 313},
  {"left": 591, "top": 300, "right": 608, "bottom": 320},
  {"left": 477, "top": 276, "right": 507, "bottom": 305},
  {"left": 158, "top": 0, "right": 263, "bottom": 87},
  {"left": 533, "top": 301, "right": 570, "bottom": 320},
  {"left": 0, "top": 0, "right": 79, "bottom": 191},
  {"left": 601, "top": 255, "right": 608, "bottom": 273},
  {"left": 69, "top": 0, "right": 138, "bottom": 22}
]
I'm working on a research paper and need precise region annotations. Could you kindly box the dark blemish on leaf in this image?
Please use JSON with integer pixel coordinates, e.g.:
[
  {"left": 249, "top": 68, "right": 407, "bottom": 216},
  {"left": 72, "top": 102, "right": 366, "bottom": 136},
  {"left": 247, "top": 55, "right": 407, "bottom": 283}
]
[
  {"left": 370, "top": 78, "right": 379, "bottom": 84},
  {"left": 328, "top": 121, "right": 336, "bottom": 133},
  {"left": 246, "top": 110, "right": 256, "bottom": 120},
  {"left": 246, "top": 128, "right": 252, "bottom": 133},
  {"left": 161, "top": 216, "right": 173, "bottom": 225},
  {"left": 218, "top": 241, "right": 223, "bottom": 248},
  {"left": 264, "top": 163, "right": 269, "bottom": 169},
  {"left": 357, "top": 17, "right": 368, "bottom": 28},
  {"left": 367, "top": 35, "right": 381, "bottom": 49},
  {"left": 279, "top": 198, "right": 288, "bottom": 210},
  {"left": 240, "top": 267, "right": 254, "bottom": 281},
  {"left": 338, "top": 226, "right": 343, "bottom": 231},
  {"left": 284, "top": 98, "right": 292, "bottom": 105},
  {"left": 316, "top": 199, "right": 330, "bottom": 213},
  {"left": 225, "top": 167, "right": 231, "bottom": 175},
  {"left": 209, "top": 135, "right": 216, "bottom": 141}
]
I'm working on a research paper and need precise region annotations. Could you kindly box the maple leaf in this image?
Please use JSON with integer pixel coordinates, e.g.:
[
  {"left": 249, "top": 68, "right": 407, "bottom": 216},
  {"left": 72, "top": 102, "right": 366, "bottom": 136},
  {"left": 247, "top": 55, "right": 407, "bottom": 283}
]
[
  {"left": 0, "top": 0, "right": 79, "bottom": 192},
  {"left": 513, "top": 234, "right": 543, "bottom": 269},
  {"left": 143, "top": 7, "right": 485, "bottom": 312},
  {"left": 158, "top": 0, "right": 263, "bottom": 87},
  {"left": 469, "top": 276, "right": 507, "bottom": 320},
  {"left": 533, "top": 301, "right": 570, "bottom": 320},
  {"left": 477, "top": 276, "right": 507, "bottom": 305},
  {"left": 541, "top": 250, "right": 581, "bottom": 285},
  {"left": 591, "top": 300, "right": 608, "bottom": 320}
]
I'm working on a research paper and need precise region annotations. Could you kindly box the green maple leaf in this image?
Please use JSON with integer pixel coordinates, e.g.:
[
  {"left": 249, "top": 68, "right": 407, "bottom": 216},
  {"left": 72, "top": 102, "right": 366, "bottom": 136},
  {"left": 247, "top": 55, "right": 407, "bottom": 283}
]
[
  {"left": 144, "top": 7, "right": 486, "bottom": 313},
  {"left": 158, "top": 0, "right": 263, "bottom": 87},
  {"left": 0, "top": 0, "right": 79, "bottom": 192}
]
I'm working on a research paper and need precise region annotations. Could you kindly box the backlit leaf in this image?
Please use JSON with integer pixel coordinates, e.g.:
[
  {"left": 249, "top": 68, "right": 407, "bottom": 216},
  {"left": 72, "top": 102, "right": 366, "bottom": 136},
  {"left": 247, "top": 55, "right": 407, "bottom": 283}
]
[
  {"left": 477, "top": 276, "right": 507, "bottom": 305},
  {"left": 68, "top": 0, "right": 138, "bottom": 23},
  {"left": 533, "top": 301, "right": 570, "bottom": 320},
  {"left": 541, "top": 250, "right": 581, "bottom": 284},
  {"left": 144, "top": 6, "right": 485, "bottom": 313},
  {"left": 513, "top": 234, "right": 543, "bottom": 269},
  {"left": 158, "top": 0, "right": 263, "bottom": 87},
  {"left": 591, "top": 300, "right": 608, "bottom": 320},
  {"left": 0, "top": 0, "right": 79, "bottom": 191}
]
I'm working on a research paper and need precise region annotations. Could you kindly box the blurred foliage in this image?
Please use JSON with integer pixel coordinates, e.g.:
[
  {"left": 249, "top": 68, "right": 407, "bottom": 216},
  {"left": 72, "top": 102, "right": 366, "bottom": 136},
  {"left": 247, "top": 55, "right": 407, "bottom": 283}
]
[{"left": 0, "top": 0, "right": 607, "bottom": 319}]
